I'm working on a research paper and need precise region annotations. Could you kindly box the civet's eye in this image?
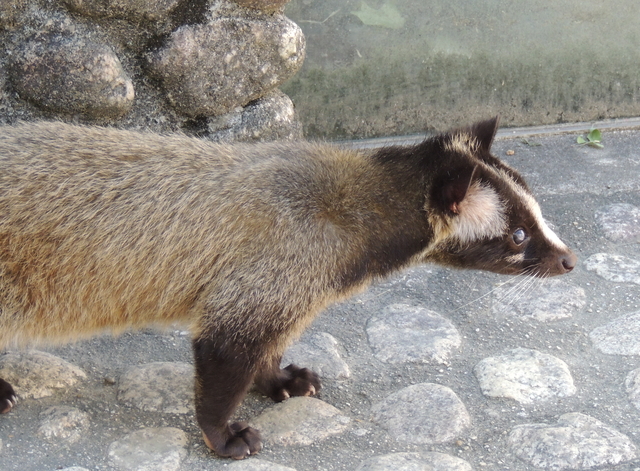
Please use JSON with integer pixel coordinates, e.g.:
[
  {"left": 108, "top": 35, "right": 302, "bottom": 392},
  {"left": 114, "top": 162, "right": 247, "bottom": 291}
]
[{"left": 512, "top": 228, "right": 527, "bottom": 245}]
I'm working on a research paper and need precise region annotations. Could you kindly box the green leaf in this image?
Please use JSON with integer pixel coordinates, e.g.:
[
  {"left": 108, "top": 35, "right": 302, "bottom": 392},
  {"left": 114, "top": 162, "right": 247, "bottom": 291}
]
[
  {"left": 351, "top": 1, "right": 405, "bottom": 29},
  {"left": 588, "top": 128, "right": 602, "bottom": 142},
  {"left": 587, "top": 141, "right": 604, "bottom": 149},
  {"left": 577, "top": 136, "right": 587, "bottom": 144}
]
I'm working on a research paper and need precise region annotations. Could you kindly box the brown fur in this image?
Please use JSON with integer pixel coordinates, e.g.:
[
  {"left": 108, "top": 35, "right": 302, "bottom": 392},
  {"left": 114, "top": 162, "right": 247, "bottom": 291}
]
[
  {"left": 0, "top": 123, "right": 371, "bottom": 348},
  {"left": 0, "top": 118, "right": 575, "bottom": 458}
]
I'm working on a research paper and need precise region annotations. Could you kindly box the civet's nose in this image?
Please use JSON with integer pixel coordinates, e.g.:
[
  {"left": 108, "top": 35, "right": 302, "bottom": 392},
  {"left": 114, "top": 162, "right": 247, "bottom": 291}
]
[{"left": 559, "top": 251, "right": 577, "bottom": 273}]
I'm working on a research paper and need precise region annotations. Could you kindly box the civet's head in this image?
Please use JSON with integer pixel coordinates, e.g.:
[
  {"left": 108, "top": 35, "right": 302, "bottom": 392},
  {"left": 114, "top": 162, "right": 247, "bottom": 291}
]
[{"left": 424, "top": 117, "right": 576, "bottom": 277}]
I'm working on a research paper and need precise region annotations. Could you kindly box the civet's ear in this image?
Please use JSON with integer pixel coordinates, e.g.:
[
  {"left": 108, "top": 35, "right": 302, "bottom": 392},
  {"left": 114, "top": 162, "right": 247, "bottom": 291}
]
[
  {"left": 468, "top": 116, "right": 500, "bottom": 153},
  {"left": 439, "top": 165, "right": 478, "bottom": 215}
]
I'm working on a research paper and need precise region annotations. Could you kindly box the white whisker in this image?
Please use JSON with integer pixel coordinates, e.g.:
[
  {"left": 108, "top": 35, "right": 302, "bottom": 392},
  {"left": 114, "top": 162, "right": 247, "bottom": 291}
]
[
  {"left": 452, "top": 271, "right": 524, "bottom": 313},
  {"left": 450, "top": 258, "right": 554, "bottom": 315},
  {"left": 495, "top": 273, "right": 530, "bottom": 304},
  {"left": 512, "top": 274, "right": 540, "bottom": 305}
]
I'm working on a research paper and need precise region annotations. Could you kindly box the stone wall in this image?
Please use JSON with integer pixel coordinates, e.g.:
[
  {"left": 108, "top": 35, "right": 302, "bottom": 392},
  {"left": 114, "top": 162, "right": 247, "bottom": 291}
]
[{"left": 0, "top": 0, "right": 305, "bottom": 142}]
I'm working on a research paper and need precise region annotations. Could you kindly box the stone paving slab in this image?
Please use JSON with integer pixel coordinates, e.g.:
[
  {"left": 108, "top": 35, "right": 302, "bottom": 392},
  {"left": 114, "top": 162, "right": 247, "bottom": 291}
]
[{"left": 3, "top": 128, "right": 640, "bottom": 469}]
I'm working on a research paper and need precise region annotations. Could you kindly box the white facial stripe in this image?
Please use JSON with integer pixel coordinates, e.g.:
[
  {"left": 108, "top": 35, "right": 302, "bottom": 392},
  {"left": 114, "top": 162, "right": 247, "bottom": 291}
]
[
  {"left": 495, "top": 168, "right": 569, "bottom": 251},
  {"left": 526, "top": 193, "right": 569, "bottom": 250},
  {"left": 451, "top": 181, "right": 507, "bottom": 244}
]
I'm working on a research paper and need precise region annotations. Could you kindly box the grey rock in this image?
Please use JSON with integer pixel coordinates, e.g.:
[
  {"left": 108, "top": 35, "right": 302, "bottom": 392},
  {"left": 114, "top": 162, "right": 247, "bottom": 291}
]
[
  {"left": 366, "top": 304, "right": 461, "bottom": 365},
  {"left": 208, "top": 89, "right": 302, "bottom": 142},
  {"left": 0, "top": 0, "right": 28, "bottom": 29},
  {"left": 59, "top": 468, "right": 91, "bottom": 471},
  {"left": 371, "top": 383, "right": 471, "bottom": 444},
  {"left": 474, "top": 348, "right": 576, "bottom": 404},
  {"left": 491, "top": 278, "right": 586, "bottom": 321},
  {"left": 590, "top": 310, "right": 640, "bottom": 355},
  {"left": 250, "top": 396, "right": 350, "bottom": 446},
  {"left": 9, "top": 32, "right": 134, "bottom": 119},
  {"left": 149, "top": 15, "right": 305, "bottom": 117},
  {"left": 37, "top": 405, "right": 90, "bottom": 443},
  {"left": 1, "top": 53, "right": 16, "bottom": 121},
  {"left": 108, "top": 427, "right": 188, "bottom": 471},
  {"left": 231, "top": 0, "right": 291, "bottom": 14},
  {"left": 225, "top": 459, "right": 297, "bottom": 471},
  {"left": 61, "top": 0, "right": 182, "bottom": 22},
  {"left": 117, "top": 362, "right": 194, "bottom": 414},
  {"left": 282, "top": 332, "right": 350, "bottom": 380},
  {"left": 595, "top": 203, "right": 640, "bottom": 242},
  {"left": 0, "top": 1, "right": 306, "bottom": 137},
  {"left": 355, "top": 452, "right": 473, "bottom": 471},
  {"left": 624, "top": 368, "right": 640, "bottom": 410},
  {"left": 508, "top": 412, "right": 637, "bottom": 470},
  {"left": 584, "top": 253, "right": 640, "bottom": 285},
  {"left": 0, "top": 350, "right": 86, "bottom": 399},
  {"left": 371, "top": 265, "right": 436, "bottom": 293}
]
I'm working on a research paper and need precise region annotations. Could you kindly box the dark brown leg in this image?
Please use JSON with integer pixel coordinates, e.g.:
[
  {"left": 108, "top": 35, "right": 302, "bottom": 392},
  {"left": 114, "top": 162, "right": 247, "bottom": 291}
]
[
  {"left": 254, "top": 356, "right": 321, "bottom": 402},
  {"left": 0, "top": 377, "right": 17, "bottom": 414},
  {"left": 193, "top": 336, "right": 262, "bottom": 460}
]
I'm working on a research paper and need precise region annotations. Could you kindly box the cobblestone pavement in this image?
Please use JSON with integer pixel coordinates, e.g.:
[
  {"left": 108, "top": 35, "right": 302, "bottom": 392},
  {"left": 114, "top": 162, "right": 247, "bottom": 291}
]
[{"left": 2, "top": 125, "right": 640, "bottom": 470}]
